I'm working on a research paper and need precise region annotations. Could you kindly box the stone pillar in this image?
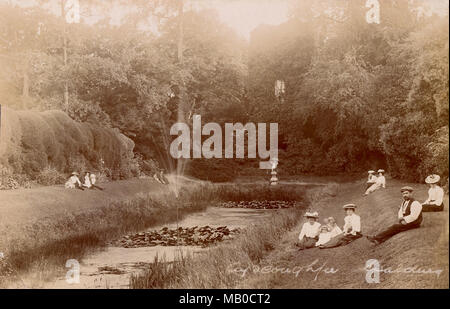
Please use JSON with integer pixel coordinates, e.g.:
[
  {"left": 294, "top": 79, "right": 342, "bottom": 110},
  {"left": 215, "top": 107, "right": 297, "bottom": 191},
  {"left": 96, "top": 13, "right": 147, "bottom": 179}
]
[{"left": 270, "top": 158, "right": 278, "bottom": 185}]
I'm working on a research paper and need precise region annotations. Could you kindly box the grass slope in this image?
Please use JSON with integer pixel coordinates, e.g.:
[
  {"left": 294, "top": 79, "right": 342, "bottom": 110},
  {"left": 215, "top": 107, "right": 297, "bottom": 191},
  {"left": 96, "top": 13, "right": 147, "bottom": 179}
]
[{"left": 237, "top": 178, "right": 448, "bottom": 289}]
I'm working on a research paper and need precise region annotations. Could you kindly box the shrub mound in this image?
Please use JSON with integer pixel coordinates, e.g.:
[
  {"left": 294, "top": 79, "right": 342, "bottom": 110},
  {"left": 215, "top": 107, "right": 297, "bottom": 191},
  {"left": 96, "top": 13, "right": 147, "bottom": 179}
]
[{"left": 0, "top": 107, "right": 135, "bottom": 181}]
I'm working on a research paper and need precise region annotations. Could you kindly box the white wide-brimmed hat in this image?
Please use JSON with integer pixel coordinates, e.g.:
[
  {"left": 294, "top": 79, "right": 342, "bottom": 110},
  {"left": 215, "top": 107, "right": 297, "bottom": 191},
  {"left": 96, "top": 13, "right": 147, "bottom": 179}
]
[
  {"left": 71, "top": 172, "right": 79, "bottom": 176},
  {"left": 304, "top": 211, "right": 319, "bottom": 218},
  {"left": 368, "top": 170, "right": 375, "bottom": 174},
  {"left": 377, "top": 169, "right": 385, "bottom": 173},
  {"left": 425, "top": 174, "right": 440, "bottom": 184}
]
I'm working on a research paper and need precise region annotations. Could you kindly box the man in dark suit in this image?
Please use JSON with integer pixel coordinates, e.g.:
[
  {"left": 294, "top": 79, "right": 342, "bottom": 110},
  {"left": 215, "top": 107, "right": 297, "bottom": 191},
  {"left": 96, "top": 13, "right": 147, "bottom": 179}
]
[{"left": 366, "top": 186, "right": 423, "bottom": 245}]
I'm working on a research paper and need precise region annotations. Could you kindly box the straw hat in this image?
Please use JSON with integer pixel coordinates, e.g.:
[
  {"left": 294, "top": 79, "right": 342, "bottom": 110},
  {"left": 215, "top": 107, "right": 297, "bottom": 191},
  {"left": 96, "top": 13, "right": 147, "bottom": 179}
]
[
  {"left": 343, "top": 204, "right": 357, "bottom": 210},
  {"left": 304, "top": 211, "right": 319, "bottom": 218},
  {"left": 425, "top": 174, "right": 440, "bottom": 184}
]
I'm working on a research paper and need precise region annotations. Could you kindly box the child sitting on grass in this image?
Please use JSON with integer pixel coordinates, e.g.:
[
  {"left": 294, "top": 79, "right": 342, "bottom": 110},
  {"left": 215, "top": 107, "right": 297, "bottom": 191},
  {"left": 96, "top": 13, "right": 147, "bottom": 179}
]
[
  {"left": 315, "top": 224, "right": 332, "bottom": 247},
  {"left": 326, "top": 217, "right": 343, "bottom": 237}
]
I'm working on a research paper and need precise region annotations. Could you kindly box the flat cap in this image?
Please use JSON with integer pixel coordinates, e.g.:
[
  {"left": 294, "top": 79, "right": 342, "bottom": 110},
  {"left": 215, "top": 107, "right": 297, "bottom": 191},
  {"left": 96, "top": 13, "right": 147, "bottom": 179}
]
[{"left": 400, "top": 186, "right": 414, "bottom": 192}]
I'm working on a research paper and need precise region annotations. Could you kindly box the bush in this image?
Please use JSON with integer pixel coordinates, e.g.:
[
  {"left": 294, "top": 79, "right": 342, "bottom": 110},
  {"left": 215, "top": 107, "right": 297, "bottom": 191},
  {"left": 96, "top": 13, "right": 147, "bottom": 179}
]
[
  {"left": 1, "top": 163, "right": 35, "bottom": 189},
  {"left": 35, "top": 166, "right": 66, "bottom": 186}
]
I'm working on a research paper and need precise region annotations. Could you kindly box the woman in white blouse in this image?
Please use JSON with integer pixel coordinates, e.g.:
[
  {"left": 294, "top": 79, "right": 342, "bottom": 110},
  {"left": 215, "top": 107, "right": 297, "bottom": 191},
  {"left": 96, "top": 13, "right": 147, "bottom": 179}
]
[
  {"left": 366, "top": 170, "right": 377, "bottom": 189},
  {"left": 65, "top": 172, "right": 84, "bottom": 190},
  {"left": 422, "top": 174, "right": 445, "bottom": 212},
  {"left": 364, "top": 169, "right": 386, "bottom": 195},
  {"left": 296, "top": 211, "right": 321, "bottom": 250}
]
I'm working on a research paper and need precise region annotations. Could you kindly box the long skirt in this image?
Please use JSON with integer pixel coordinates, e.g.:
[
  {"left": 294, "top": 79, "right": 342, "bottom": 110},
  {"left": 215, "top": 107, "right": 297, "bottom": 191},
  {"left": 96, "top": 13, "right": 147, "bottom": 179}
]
[
  {"left": 296, "top": 237, "right": 318, "bottom": 250},
  {"left": 365, "top": 183, "right": 381, "bottom": 194},
  {"left": 422, "top": 203, "right": 444, "bottom": 212},
  {"left": 366, "top": 182, "right": 375, "bottom": 190},
  {"left": 319, "top": 233, "right": 362, "bottom": 249}
]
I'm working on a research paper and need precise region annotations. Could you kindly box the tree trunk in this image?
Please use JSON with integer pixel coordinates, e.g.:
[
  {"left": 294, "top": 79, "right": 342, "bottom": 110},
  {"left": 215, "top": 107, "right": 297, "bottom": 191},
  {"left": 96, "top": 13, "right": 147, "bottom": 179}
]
[{"left": 61, "top": 0, "right": 69, "bottom": 112}]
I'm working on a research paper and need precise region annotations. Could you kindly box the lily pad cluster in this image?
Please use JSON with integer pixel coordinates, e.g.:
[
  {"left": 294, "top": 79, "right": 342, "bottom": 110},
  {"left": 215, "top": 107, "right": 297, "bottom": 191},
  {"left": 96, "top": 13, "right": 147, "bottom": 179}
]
[
  {"left": 114, "top": 226, "right": 241, "bottom": 248},
  {"left": 218, "top": 200, "right": 295, "bottom": 209}
]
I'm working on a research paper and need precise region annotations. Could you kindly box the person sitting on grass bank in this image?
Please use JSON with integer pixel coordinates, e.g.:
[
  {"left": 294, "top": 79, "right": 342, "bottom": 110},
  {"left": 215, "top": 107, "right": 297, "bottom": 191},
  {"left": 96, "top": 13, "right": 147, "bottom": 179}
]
[
  {"left": 366, "top": 186, "right": 423, "bottom": 245},
  {"left": 159, "top": 169, "right": 169, "bottom": 184},
  {"left": 366, "top": 170, "right": 377, "bottom": 190},
  {"left": 82, "top": 171, "right": 91, "bottom": 189},
  {"left": 89, "top": 172, "right": 104, "bottom": 191},
  {"left": 326, "top": 217, "right": 343, "bottom": 238},
  {"left": 319, "top": 204, "right": 361, "bottom": 249},
  {"left": 364, "top": 169, "right": 386, "bottom": 196},
  {"left": 296, "top": 211, "right": 320, "bottom": 250},
  {"left": 422, "top": 174, "right": 444, "bottom": 212},
  {"left": 153, "top": 169, "right": 168, "bottom": 184},
  {"left": 65, "top": 172, "right": 84, "bottom": 190},
  {"left": 316, "top": 225, "right": 332, "bottom": 247}
]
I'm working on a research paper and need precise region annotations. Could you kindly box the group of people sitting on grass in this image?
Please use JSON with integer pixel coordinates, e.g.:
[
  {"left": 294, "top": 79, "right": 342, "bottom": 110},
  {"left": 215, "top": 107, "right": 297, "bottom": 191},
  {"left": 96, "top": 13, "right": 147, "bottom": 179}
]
[
  {"left": 297, "top": 173, "right": 445, "bottom": 249},
  {"left": 364, "top": 169, "right": 386, "bottom": 195},
  {"left": 64, "top": 171, "right": 104, "bottom": 191},
  {"left": 296, "top": 203, "right": 362, "bottom": 250}
]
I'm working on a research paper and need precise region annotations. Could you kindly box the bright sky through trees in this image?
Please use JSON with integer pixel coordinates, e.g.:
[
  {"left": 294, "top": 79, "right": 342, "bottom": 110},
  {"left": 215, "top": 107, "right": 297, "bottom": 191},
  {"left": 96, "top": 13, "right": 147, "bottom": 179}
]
[{"left": 1, "top": 0, "right": 448, "bottom": 39}]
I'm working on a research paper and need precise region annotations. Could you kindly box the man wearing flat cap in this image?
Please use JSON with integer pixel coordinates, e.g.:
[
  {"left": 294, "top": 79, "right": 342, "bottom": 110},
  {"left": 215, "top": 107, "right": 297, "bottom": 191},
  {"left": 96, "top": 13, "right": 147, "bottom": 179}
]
[
  {"left": 367, "top": 186, "right": 423, "bottom": 245},
  {"left": 422, "top": 174, "right": 445, "bottom": 212}
]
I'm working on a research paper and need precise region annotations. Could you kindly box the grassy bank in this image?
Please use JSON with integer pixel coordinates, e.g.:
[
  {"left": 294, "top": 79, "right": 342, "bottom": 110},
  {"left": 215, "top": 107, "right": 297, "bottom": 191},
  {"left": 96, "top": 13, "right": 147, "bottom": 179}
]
[
  {"left": 236, "top": 178, "right": 449, "bottom": 289},
  {"left": 0, "top": 180, "right": 217, "bottom": 286},
  {"left": 129, "top": 183, "right": 338, "bottom": 288}
]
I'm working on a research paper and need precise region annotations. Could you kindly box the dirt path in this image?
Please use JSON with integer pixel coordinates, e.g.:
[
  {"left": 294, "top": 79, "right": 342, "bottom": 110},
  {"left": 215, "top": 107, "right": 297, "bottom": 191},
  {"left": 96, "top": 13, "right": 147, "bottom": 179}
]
[{"left": 237, "top": 178, "right": 449, "bottom": 289}]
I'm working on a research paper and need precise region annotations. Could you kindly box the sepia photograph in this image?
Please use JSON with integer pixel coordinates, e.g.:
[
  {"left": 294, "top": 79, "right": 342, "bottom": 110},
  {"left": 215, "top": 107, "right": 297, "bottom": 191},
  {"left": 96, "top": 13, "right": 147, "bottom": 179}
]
[{"left": 0, "top": 0, "right": 448, "bottom": 296}]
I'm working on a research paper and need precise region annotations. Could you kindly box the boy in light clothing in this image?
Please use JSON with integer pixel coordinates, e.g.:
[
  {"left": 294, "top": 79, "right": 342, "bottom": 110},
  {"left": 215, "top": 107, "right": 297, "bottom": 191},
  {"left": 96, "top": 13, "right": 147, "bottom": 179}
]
[{"left": 316, "top": 225, "right": 332, "bottom": 247}]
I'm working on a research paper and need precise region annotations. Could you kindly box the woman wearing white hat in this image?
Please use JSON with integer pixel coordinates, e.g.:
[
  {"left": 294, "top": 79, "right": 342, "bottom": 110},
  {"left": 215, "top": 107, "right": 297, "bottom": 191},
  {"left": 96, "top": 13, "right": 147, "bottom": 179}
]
[
  {"left": 64, "top": 172, "right": 84, "bottom": 190},
  {"left": 366, "top": 170, "right": 377, "bottom": 190},
  {"left": 364, "top": 169, "right": 386, "bottom": 195},
  {"left": 296, "top": 211, "right": 321, "bottom": 250},
  {"left": 422, "top": 175, "right": 444, "bottom": 212}
]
